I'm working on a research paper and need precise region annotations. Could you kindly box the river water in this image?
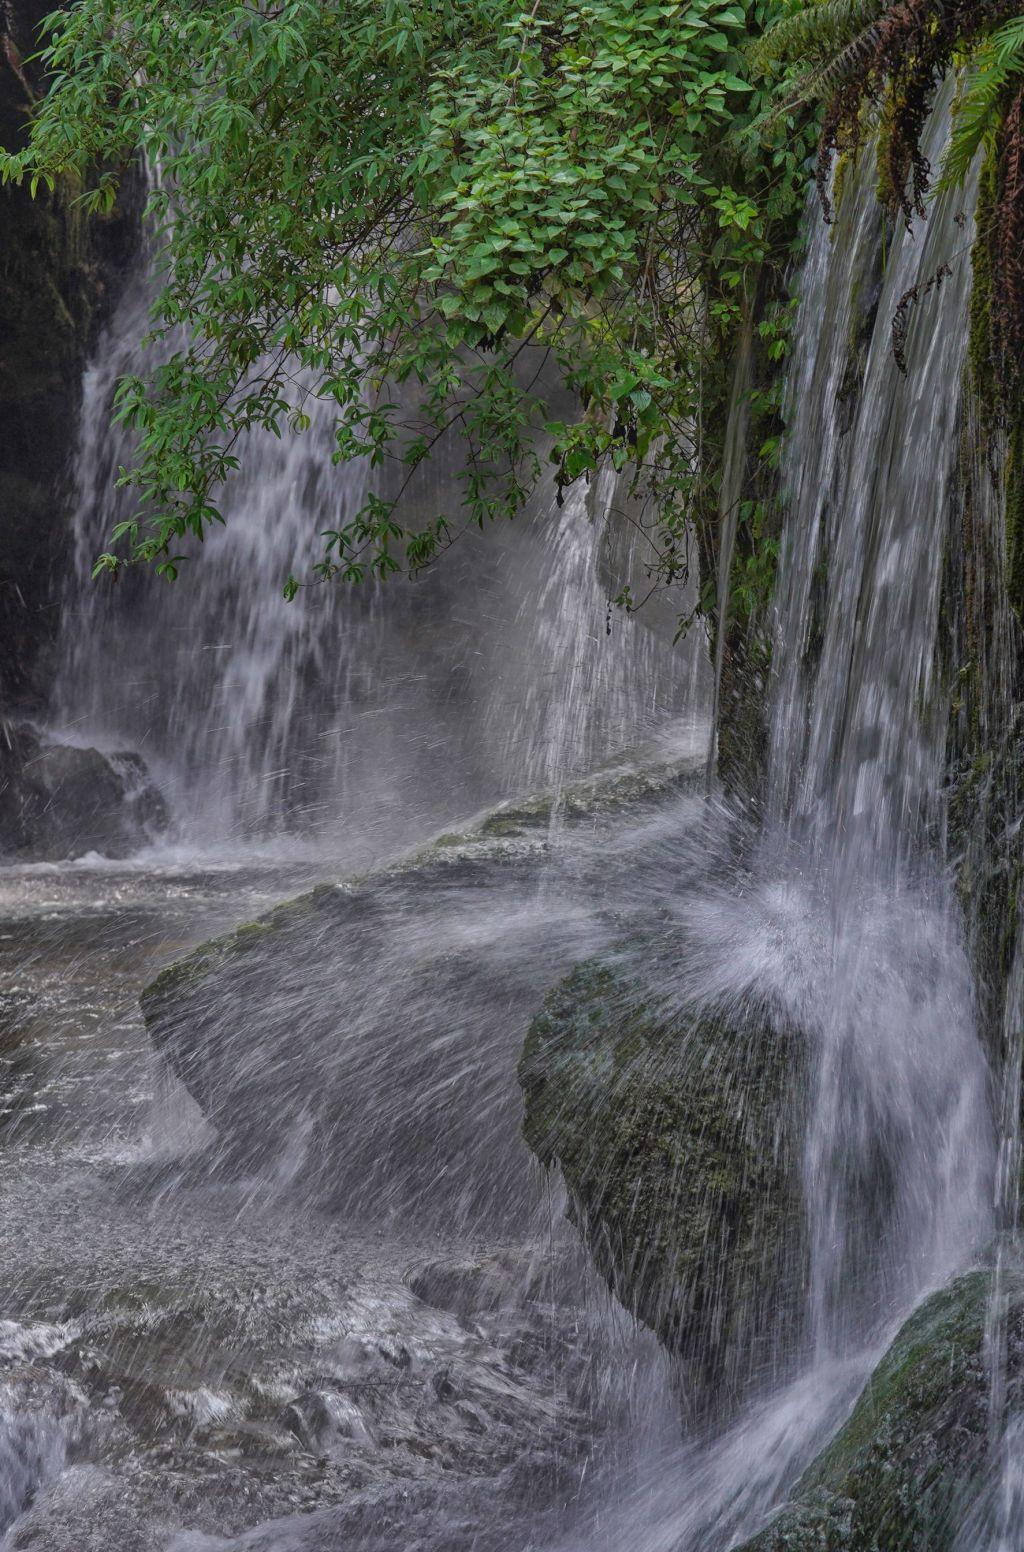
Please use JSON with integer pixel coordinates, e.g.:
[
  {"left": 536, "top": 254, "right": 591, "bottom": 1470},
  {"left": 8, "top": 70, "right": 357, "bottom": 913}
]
[{"left": 0, "top": 789, "right": 700, "bottom": 1552}]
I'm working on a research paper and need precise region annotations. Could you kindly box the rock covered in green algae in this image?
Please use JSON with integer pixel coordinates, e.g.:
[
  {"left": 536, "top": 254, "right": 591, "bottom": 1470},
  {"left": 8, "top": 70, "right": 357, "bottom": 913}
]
[
  {"left": 518, "top": 948, "right": 809, "bottom": 1416},
  {"left": 140, "top": 748, "right": 701, "bottom": 1041},
  {"left": 738, "top": 1267, "right": 1023, "bottom": 1552}
]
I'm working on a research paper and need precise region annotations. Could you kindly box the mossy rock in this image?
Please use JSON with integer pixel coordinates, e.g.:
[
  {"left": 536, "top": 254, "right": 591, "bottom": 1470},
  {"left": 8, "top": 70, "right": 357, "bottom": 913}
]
[
  {"left": 518, "top": 947, "right": 809, "bottom": 1416},
  {"left": 738, "top": 1266, "right": 1024, "bottom": 1552},
  {"left": 141, "top": 750, "right": 704, "bottom": 1032}
]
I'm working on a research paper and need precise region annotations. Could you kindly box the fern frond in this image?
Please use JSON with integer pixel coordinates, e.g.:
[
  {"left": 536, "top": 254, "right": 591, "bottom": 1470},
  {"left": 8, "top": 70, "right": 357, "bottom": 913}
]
[
  {"left": 782, "top": 17, "right": 887, "bottom": 105},
  {"left": 942, "top": 17, "right": 1024, "bottom": 190},
  {"left": 756, "top": 16, "right": 885, "bottom": 135},
  {"left": 748, "top": 0, "right": 888, "bottom": 74}
]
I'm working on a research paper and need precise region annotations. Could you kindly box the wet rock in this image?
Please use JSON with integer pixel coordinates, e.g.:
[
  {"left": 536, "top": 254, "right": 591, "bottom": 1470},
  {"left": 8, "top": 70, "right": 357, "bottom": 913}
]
[
  {"left": 408, "top": 1255, "right": 520, "bottom": 1322},
  {"left": 5, "top": 1464, "right": 169, "bottom": 1552},
  {"left": 0, "top": 722, "right": 168, "bottom": 860},
  {"left": 282, "top": 1390, "right": 373, "bottom": 1454},
  {"left": 138, "top": 753, "right": 702, "bottom": 1227},
  {"left": 499, "top": 1446, "right": 579, "bottom": 1504},
  {"left": 518, "top": 945, "right": 809, "bottom": 1417},
  {"left": 0, "top": 3, "right": 141, "bottom": 708},
  {"left": 737, "top": 1266, "right": 1020, "bottom": 1552}
]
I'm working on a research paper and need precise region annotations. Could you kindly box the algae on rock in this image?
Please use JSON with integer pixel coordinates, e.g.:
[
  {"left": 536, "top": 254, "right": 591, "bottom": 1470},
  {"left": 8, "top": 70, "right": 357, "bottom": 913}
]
[
  {"left": 139, "top": 751, "right": 705, "bottom": 1231},
  {"left": 738, "top": 1267, "right": 1024, "bottom": 1552}
]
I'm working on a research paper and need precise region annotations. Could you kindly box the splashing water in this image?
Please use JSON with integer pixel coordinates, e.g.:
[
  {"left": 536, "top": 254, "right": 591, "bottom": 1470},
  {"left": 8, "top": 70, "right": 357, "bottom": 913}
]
[
  {"left": 535, "top": 96, "right": 996, "bottom": 1552},
  {"left": 768, "top": 97, "right": 992, "bottom": 1367}
]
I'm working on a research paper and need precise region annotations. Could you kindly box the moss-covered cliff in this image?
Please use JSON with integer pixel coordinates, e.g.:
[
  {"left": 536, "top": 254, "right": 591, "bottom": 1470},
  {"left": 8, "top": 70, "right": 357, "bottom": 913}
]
[{"left": 737, "top": 1267, "right": 1024, "bottom": 1552}]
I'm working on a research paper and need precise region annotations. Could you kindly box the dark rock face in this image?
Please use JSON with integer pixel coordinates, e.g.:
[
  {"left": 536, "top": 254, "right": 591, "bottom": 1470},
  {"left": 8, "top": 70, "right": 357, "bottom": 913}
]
[
  {"left": 738, "top": 1267, "right": 1021, "bottom": 1552},
  {"left": 0, "top": 1, "right": 141, "bottom": 709},
  {"left": 518, "top": 948, "right": 809, "bottom": 1418},
  {"left": 0, "top": 721, "right": 167, "bottom": 859}
]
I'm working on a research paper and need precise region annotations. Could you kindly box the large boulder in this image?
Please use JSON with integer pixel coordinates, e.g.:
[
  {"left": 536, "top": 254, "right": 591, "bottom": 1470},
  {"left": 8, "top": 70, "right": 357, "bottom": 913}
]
[
  {"left": 0, "top": 721, "right": 168, "bottom": 859},
  {"left": 518, "top": 946, "right": 809, "bottom": 1418},
  {"left": 738, "top": 1266, "right": 1021, "bottom": 1552},
  {"left": 139, "top": 754, "right": 704, "bottom": 1232}
]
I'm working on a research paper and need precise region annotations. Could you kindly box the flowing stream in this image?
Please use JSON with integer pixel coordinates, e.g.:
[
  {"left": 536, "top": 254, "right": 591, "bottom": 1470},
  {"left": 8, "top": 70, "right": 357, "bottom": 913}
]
[{"left": 0, "top": 95, "right": 1010, "bottom": 1552}]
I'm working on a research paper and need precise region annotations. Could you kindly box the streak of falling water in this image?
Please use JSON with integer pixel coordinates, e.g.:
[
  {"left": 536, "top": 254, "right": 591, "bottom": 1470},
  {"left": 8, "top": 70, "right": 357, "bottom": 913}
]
[
  {"left": 992, "top": 1416, "right": 1024, "bottom": 1552},
  {"left": 984, "top": 916, "right": 1024, "bottom": 1552},
  {"left": 766, "top": 91, "right": 991, "bottom": 1366},
  {"left": 766, "top": 142, "right": 974, "bottom": 873},
  {"left": 953, "top": 350, "right": 1024, "bottom": 1550},
  {"left": 49, "top": 269, "right": 709, "bottom": 850},
  {"left": 706, "top": 310, "right": 753, "bottom": 791},
  {"left": 543, "top": 94, "right": 995, "bottom": 1552}
]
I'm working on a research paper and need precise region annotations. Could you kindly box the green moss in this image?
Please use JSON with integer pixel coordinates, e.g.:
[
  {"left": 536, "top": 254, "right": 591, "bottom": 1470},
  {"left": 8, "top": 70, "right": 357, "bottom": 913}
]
[
  {"left": 230, "top": 919, "right": 274, "bottom": 944},
  {"left": 738, "top": 1269, "right": 1015, "bottom": 1552},
  {"left": 140, "top": 750, "right": 705, "bottom": 1022},
  {"left": 961, "top": 141, "right": 1024, "bottom": 622},
  {"left": 968, "top": 144, "right": 999, "bottom": 429},
  {"left": 479, "top": 798, "right": 553, "bottom": 838},
  {"left": 1005, "top": 417, "right": 1024, "bottom": 621}
]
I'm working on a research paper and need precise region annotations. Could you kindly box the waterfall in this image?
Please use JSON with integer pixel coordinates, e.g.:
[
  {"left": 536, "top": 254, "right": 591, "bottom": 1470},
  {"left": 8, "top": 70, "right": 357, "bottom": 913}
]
[
  {"left": 548, "top": 98, "right": 996, "bottom": 1552},
  {"left": 6, "top": 71, "right": 1014, "bottom": 1552},
  {"left": 764, "top": 95, "right": 992, "bottom": 1362},
  {"left": 767, "top": 99, "right": 975, "bottom": 875},
  {"left": 50, "top": 267, "right": 709, "bottom": 851}
]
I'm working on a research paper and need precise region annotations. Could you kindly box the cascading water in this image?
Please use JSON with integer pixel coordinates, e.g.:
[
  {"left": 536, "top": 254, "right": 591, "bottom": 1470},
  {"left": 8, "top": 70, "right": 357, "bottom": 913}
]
[
  {"left": 50, "top": 266, "right": 708, "bottom": 851},
  {"left": 765, "top": 95, "right": 992, "bottom": 1366},
  {"left": 531, "top": 98, "right": 996, "bottom": 1552},
  {"left": 0, "top": 226, "right": 714, "bottom": 1549}
]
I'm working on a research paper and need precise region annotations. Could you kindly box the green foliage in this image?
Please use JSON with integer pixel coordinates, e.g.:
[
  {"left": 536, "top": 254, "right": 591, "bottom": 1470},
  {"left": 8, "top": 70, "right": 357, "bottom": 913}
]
[
  {"left": 943, "top": 17, "right": 1024, "bottom": 190},
  {"left": 746, "top": 0, "right": 887, "bottom": 125},
  {"left": 748, "top": 0, "right": 885, "bottom": 73},
  {"left": 0, "top": 0, "right": 812, "bottom": 602}
]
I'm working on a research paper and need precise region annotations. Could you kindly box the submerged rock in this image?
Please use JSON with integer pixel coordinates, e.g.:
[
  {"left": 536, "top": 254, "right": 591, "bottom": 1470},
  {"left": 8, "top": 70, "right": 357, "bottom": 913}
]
[
  {"left": 518, "top": 948, "right": 808, "bottom": 1416},
  {"left": 0, "top": 722, "right": 168, "bottom": 860},
  {"left": 738, "top": 1266, "right": 1023, "bottom": 1552}
]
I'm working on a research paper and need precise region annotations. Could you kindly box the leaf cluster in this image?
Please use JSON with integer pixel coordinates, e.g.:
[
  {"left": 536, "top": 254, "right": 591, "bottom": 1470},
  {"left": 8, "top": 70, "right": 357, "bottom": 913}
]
[{"left": 0, "top": 0, "right": 812, "bottom": 603}]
